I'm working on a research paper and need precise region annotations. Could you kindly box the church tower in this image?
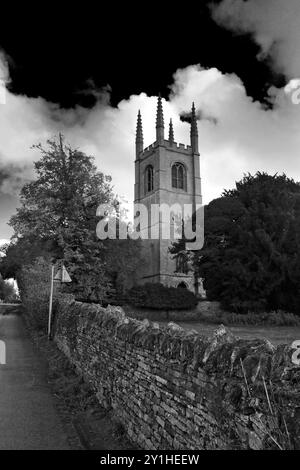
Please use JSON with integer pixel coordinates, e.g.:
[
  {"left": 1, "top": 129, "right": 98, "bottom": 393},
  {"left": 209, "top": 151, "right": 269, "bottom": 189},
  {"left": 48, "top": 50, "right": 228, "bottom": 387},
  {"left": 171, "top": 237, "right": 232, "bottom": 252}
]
[{"left": 134, "top": 97, "right": 202, "bottom": 292}]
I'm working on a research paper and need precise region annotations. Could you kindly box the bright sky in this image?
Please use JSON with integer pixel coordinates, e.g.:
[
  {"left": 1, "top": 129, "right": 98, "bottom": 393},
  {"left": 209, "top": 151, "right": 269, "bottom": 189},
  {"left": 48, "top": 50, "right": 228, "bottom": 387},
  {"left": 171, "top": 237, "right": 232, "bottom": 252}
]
[{"left": 1, "top": 0, "right": 300, "bottom": 243}]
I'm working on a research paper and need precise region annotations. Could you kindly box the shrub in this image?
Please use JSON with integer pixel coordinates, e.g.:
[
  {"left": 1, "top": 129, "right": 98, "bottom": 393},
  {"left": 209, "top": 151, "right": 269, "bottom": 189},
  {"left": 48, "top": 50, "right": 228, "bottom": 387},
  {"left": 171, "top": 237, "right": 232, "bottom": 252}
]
[
  {"left": 18, "top": 257, "right": 61, "bottom": 331},
  {"left": 198, "top": 173, "right": 300, "bottom": 315},
  {"left": 127, "top": 283, "right": 198, "bottom": 310}
]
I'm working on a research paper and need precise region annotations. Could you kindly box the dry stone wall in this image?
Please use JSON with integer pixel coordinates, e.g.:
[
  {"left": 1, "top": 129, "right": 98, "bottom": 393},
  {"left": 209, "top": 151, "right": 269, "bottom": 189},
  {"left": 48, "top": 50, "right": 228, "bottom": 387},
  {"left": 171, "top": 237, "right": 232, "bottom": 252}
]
[{"left": 54, "top": 295, "right": 300, "bottom": 450}]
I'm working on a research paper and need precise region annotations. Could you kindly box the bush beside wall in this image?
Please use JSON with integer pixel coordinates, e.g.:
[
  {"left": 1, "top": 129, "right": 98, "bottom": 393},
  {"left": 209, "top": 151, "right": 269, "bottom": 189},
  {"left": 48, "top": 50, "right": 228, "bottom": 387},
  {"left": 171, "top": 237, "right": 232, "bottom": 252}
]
[
  {"left": 54, "top": 295, "right": 300, "bottom": 450},
  {"left": 127, "top": 283, "right": 198, "bottom": 310},
  {"left": 18, "top": 257, "right": 60, "bottom": 331},
  {"left": 124, "top": 300, "right": 224, "bottom": 322}
]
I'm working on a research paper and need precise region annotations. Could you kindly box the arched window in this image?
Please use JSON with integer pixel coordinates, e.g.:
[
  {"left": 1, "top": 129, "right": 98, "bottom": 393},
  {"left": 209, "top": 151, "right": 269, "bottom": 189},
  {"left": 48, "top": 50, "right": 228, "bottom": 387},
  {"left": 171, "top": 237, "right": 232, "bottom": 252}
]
[
  {"left": 177, "top": 281, "right": 188, "bottom": 289},
  {"left": 172, "top": 163, "right": 186, "bottom": 190},
  {"left": 145, "top": 165, "right": 154, "bottom": 193}
]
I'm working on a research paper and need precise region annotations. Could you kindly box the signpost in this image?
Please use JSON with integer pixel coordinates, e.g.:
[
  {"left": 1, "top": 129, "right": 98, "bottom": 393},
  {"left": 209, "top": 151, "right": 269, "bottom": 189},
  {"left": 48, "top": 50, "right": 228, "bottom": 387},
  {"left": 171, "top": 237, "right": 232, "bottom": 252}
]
[{"left": 48, "top": 263, "right": 72, "bottom": 340}]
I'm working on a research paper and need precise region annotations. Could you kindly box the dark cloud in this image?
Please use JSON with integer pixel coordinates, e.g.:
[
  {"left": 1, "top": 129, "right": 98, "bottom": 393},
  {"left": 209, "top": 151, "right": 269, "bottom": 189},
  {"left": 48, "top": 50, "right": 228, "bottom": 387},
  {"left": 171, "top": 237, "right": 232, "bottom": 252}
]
[
  {"left": 180, "top": 109, "right": 218, "bottom": 125},
  {"left": 211, "top": 0, "right": 300, "bottom": 78}
]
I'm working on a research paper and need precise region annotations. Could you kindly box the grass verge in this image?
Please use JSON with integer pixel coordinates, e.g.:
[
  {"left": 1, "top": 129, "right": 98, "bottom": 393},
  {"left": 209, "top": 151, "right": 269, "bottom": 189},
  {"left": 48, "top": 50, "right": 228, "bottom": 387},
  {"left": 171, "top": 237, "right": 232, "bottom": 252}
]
[
  {"left": 197, "top": 310, "right": 300, "bottom": 326},
  {"left": 23, "top": 316, "right": 135, "bottom": 450}
]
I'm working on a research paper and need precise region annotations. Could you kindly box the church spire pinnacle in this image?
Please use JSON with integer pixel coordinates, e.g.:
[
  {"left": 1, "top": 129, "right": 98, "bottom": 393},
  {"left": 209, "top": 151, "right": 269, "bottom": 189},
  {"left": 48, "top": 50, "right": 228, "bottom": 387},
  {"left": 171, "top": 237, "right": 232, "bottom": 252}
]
[
  {"left": 156, "top": 94, "right": 164, "bottom": 144},
  {"left": 168, "top": 118, "right": 174, "bottom": 143},
  {"left": 136, "top": 110, "right": 143, "bottom": 157},
  {"left": 190, "top": 102, "right": 199, "bottom": 153}
]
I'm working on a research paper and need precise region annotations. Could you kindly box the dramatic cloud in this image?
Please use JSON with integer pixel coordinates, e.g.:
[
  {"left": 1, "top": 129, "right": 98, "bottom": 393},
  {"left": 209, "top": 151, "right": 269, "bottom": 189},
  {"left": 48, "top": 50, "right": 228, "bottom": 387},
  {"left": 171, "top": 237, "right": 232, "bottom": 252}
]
[
  {"left": 0, "top": 51, "right": 9, "bottom": 83},
  {"left": 1, "top": 5, "right": 300, "bottom": 241},
  {"left": 211, "top": 0, "right": 300, "bottom": 78}
]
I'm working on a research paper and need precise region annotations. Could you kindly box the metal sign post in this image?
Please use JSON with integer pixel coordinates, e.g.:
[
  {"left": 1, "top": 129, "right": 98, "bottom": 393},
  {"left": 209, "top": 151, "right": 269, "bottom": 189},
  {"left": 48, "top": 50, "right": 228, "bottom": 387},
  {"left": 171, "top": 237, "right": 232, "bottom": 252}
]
[
  {"left": 47, "top": 265, "right": 55, "bottom": 340},
  {"left": 48, "top": 262, "right": 72, "bottom": 340}
]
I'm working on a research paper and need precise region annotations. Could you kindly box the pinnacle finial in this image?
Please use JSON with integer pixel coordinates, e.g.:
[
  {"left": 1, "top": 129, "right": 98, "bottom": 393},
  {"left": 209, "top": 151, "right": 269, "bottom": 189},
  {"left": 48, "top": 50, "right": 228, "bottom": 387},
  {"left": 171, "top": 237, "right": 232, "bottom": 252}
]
[
  {"left": 169, "top": 118, "right": 174, "bottom": 143},
  {"left": 190, "top": 102, "right": 199, "bottom": 153},
  {"left": 156, "top": 95, "right": 164, "bottom": 128},
  {"left": 156, "top": 95, "right": 164, "bottom": 144},
  {"left": 136, "top": 110, "right": 143, "bottom": 157},
  {"left": 191, "top": 102, "right": 198, "bottom": 135},
  {"left": 191, "top": 102, "right": 197, "bottom": 125},
  {"left": 136, "top": 110, "right": 143, "bottom": 138}
]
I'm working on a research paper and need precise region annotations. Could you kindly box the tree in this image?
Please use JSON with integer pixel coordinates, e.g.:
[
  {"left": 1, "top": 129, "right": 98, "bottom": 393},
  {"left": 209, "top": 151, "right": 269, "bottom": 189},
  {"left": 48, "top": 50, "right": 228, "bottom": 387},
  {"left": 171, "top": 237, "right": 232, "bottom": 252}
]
[
  {"left": 2, "top": 135, "right": 142, "bottom": 302},
  {"left": 0, "top": 238, "right": 54, "bottom": 281},
  {"left": 197, "top": 173, "right": 300, "bottom": 313},
  {"left": 4, "top": 135, "right": 114, "bottom": 301},
  {"left": 168, "top": 214, "right": 200, "bottom": 291},
  {"left": 9, "top": 135, "right": 113, "bottom": 242}
]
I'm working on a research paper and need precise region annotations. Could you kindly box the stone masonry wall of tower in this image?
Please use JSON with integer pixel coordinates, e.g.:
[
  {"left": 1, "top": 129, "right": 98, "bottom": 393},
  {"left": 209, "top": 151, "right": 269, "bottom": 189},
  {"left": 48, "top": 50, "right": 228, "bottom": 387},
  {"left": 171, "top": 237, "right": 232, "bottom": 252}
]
[{"left": 134, "top": 97, "right": 202, "bottom": 293}]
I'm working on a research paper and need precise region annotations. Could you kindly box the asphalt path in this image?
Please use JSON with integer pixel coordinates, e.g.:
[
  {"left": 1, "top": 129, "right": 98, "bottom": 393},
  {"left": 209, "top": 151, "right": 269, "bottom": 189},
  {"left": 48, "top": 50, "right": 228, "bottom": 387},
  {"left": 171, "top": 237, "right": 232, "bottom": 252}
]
[{"left": 0, "top": 313, "right": 70, "bottom": 449}]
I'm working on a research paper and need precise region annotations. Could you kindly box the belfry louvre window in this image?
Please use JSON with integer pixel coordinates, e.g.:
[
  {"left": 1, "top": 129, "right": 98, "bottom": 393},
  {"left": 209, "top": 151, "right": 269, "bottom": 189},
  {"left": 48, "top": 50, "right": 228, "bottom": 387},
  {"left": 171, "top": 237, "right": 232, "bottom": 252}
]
[
  {"left": 145, "top": 165, "right": 154, "bottom": 193},
  {"left": 172, "top": 163, "right": 186, "bottom": 190}
]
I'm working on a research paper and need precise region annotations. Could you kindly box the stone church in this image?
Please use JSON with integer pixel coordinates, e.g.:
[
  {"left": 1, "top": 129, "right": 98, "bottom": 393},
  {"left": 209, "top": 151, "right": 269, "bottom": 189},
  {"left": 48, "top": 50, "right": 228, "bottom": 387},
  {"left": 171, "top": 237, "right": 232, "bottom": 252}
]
[{"left": 133, "top": 96, "right": 203, "bottom": 294}]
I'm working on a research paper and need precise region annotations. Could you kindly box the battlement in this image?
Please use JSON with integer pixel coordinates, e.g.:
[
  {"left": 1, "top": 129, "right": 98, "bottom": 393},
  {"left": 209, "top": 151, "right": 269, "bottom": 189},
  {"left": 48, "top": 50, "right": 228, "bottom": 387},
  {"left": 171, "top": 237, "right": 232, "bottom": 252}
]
[
  {"left": 141, "top": 140, "right": 193, "bottom": 159},
  {"left": 143, "top": 142, "right": 157, "bottom": 154},
  {"left": 170, "top": 141, "right": 193, "bottom": 154}
]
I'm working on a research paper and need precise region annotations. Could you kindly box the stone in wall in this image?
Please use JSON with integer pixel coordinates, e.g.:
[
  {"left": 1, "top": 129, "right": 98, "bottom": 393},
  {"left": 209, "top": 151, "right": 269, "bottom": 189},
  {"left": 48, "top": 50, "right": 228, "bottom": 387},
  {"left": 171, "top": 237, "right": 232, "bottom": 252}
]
[{"left": 54, "top": 295, "right": 300, "bottom": 450}]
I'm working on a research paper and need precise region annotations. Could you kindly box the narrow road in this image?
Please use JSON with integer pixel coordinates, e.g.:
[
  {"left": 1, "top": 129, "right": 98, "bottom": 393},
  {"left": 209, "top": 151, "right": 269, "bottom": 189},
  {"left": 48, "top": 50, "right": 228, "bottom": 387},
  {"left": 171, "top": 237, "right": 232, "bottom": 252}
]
[{"left": 0, "top": 312, "right": 70, "bottom": 449}]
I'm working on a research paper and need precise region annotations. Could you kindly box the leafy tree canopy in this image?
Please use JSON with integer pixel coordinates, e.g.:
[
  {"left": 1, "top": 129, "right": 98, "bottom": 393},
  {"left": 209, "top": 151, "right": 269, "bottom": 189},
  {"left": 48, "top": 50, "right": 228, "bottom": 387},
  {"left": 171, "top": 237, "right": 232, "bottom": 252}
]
[
  {"left": 9, "top": 136, "right": 113, "bottom": 242},
  {"left": 197, "top": 172, "right": 300, "bottom": 313},
  {"left": 1, "top": 136, "right": 141, "bottom": 302}
]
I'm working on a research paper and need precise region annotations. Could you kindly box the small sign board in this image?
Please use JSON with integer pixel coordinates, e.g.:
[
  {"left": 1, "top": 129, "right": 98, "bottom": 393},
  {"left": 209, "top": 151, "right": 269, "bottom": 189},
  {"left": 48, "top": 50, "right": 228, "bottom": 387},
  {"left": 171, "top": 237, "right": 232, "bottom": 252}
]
[{"left": 54, "top": 264, "right": 72, "bottom": 283}]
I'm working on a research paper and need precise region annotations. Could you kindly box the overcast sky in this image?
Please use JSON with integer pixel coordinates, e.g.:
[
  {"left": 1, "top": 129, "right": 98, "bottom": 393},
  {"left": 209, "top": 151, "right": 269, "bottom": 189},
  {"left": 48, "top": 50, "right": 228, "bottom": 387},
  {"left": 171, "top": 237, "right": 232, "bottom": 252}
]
[{"left": 1, "top": 0, "right": 300, "bottom": 242}]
